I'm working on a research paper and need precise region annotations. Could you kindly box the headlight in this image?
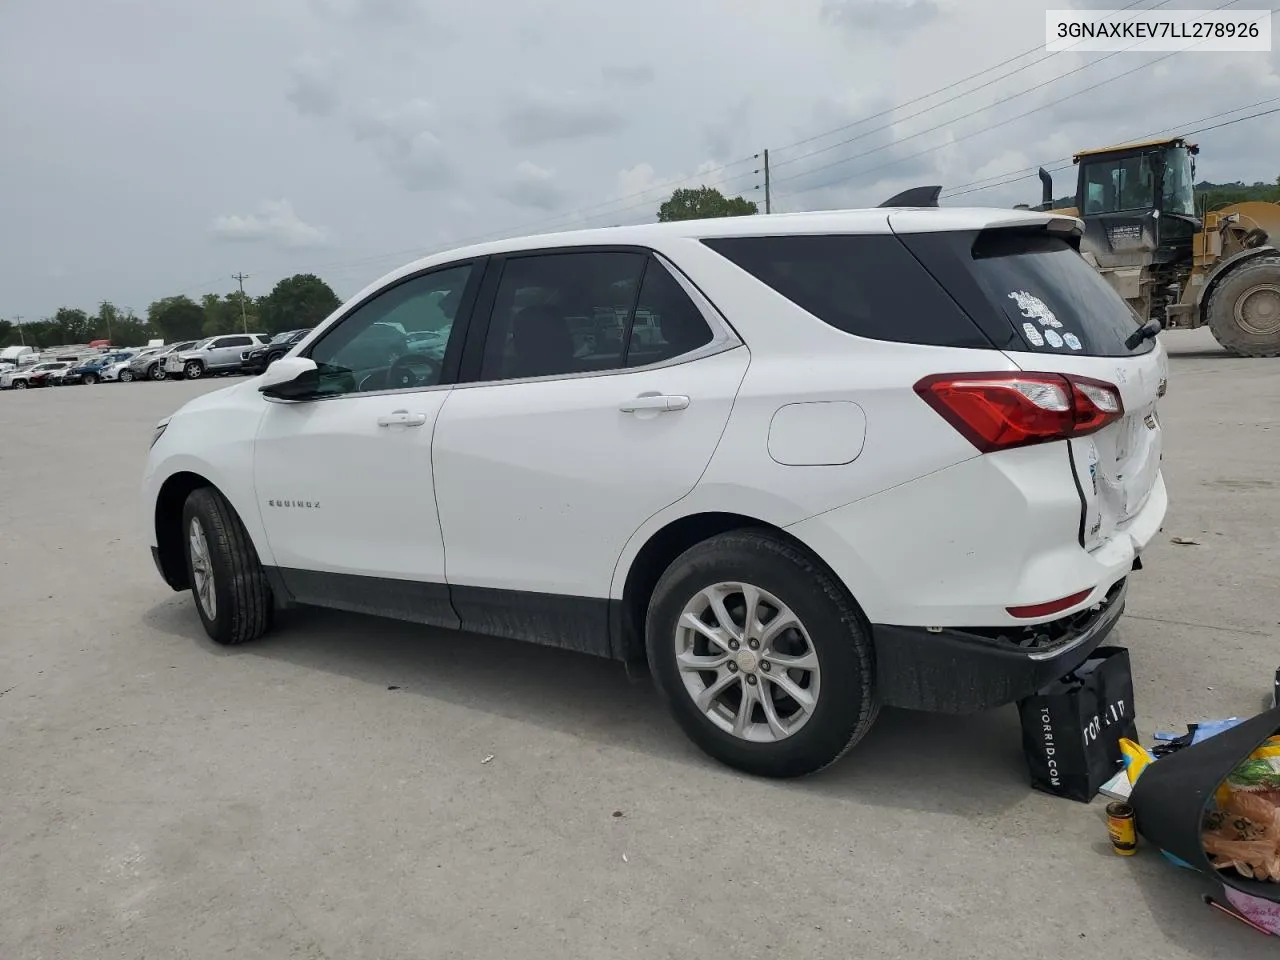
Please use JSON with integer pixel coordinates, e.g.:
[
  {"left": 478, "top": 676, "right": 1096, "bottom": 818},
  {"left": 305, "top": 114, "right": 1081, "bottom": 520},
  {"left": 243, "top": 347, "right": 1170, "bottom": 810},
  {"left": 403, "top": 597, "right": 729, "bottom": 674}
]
[{"left": 150, "top": 417, "right": 171, "bottom": 449}]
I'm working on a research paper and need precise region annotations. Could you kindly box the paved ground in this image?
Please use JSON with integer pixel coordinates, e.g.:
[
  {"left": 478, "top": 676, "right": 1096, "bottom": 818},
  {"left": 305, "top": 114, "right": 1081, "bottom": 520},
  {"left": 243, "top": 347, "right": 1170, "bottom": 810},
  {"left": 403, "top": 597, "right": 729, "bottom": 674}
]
[{"left": 2, "top": 328, "right": 1277, "bottom": 959}]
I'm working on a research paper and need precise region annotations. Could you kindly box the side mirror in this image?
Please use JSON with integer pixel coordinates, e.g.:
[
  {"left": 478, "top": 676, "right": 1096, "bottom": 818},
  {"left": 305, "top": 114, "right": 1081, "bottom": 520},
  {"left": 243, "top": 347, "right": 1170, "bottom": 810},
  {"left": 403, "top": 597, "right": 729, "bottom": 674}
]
[{"left": 258, "top": 356, "right": 320, "bottom": 400}]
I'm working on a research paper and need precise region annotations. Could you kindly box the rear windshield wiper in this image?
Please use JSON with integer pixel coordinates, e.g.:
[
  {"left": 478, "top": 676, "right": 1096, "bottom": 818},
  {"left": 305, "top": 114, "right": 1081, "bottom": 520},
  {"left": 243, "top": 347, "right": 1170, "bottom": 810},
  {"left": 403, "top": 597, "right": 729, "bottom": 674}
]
[{"left": 1125, "top": 319, "right": 1162, "bottom": 351}]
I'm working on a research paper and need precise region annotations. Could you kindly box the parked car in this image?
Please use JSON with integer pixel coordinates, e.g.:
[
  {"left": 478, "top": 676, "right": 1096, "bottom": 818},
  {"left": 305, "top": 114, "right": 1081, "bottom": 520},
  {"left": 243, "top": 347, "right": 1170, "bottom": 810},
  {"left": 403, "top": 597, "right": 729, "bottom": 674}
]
[
  {"left": 165, "top": 334, "right": 269, "bottom": 380},
  {"left": 72, "top": 351, "right": 135, "bottom": 385},
  {"left": 143, "top": 206, "right": 1168, "bottom": 778},
  {"left": 2, "top": 360, "right": 71, "bottom": 389},
  {"left": 240, "top": 329, "right": 312, "bottom": 375},
  {"left": 129, "top": 341, "right": 199, "bottom": 382}
]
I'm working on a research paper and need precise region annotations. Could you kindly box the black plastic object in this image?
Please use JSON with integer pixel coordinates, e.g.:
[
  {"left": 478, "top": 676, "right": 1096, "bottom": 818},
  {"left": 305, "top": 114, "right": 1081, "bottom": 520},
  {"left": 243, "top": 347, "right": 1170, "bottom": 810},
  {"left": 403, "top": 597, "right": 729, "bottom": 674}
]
[
  {"left": 1017, "top": 645, "right": 1137, "bottom": 803},
  {"left": 878, "top": 186, "right": 941, "bottom": 208},
  {"left": 1129, "top": 705, "right": 1280, "bottom": 903}
]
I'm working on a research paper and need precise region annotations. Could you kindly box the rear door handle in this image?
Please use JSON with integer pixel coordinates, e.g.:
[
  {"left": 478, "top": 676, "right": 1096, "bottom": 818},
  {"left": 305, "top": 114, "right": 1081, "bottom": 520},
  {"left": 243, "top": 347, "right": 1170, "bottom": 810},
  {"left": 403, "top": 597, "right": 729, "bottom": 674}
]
[
  {"left": 619, "top": 394, "right": 690, "bottom": 413},
  {"left": 377, "top": 411, "right": 428, "bottom": 427}
]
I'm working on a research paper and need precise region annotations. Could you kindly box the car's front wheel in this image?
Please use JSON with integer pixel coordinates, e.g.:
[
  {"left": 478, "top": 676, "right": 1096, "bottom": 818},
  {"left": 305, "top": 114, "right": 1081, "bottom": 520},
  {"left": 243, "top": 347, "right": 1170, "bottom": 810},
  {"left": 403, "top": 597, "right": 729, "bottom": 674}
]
[
  {"left": 83, "top": 373, "right": 98, "bottom": 385},
  {"left": 181, "top": 487, "right": 273, "bottom": 645},
  {"left": 149, "top": 363, "right": 166, "bottom": 381},
  {"left": 184, "top": 361, "right": 204, "bottom": 379},
  {"left": 646, "top": 531, "right": 879, "bottom": 779},
  {"left": 13, "top": 380, "right": 27, "bottom": 390}
]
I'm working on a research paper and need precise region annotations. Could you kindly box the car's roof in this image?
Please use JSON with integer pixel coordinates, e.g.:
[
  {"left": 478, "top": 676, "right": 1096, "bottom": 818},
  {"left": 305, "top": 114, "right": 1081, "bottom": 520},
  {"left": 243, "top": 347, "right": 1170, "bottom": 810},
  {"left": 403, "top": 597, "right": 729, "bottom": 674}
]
[{"left": 364, "top": 205, "right": 1064, "bottom": 289}]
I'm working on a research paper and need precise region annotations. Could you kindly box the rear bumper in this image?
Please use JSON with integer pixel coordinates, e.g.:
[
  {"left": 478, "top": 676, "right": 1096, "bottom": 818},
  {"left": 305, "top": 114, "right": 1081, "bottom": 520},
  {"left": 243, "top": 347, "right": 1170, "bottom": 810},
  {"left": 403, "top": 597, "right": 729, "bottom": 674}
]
[{"left": 874, "top": 577, "right": 1128, "bottom": 713}]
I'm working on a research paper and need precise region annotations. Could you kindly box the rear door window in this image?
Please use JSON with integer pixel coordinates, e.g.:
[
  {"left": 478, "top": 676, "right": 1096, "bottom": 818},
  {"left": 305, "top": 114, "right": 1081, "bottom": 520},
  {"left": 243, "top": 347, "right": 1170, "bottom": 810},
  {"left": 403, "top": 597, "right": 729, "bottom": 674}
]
[
  {"left": 700, "top": 234, "right": 992, "bottom": 349},
  {"left": 897, "top": 228, "right": 1152, "bottom": 357}
]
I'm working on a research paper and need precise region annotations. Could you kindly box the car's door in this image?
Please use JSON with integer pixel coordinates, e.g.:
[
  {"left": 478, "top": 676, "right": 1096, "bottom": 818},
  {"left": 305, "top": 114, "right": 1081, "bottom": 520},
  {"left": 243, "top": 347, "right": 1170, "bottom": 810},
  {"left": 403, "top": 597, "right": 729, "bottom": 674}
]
[
  {"left": 431, "top": 248, "right": 749, "bottom": 652},
  {"left": 251, "top": 260, "right": 484, "bottom": 627}
]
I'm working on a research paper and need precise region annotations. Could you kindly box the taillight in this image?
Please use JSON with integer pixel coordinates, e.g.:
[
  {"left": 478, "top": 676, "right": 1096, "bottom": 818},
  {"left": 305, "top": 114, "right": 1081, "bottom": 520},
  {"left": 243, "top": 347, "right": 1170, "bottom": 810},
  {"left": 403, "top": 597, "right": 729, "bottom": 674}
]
[{"left": 913, "top": 372, "right": 1124, "bottom": 453}]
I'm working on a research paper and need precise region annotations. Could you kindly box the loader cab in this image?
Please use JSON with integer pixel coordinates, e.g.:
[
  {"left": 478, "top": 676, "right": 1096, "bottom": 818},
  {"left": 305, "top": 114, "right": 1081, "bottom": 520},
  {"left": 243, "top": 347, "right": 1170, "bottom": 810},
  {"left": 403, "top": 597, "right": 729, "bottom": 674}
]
[{"left": 1069, "top": 138, "right": 1200, "bottom": 269}]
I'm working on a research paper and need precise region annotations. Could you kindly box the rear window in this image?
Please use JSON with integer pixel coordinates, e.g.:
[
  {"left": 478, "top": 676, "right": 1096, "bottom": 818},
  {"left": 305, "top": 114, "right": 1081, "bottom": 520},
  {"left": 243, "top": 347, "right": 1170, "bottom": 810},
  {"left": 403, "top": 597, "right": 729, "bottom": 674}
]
[
  {"left": 897, "top": 229, "right": 1152, "bottom": 357},
  {"left": 701, "top": 234, "right": 992, "bottom": 349}
]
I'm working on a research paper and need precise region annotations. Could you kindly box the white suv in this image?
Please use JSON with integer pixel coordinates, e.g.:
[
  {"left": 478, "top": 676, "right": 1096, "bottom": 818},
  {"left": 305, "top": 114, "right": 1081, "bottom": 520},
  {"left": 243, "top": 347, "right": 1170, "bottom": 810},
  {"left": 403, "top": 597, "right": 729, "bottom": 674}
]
[{"left": 142, "top": 206, "right": 1168, "bottom": 778}]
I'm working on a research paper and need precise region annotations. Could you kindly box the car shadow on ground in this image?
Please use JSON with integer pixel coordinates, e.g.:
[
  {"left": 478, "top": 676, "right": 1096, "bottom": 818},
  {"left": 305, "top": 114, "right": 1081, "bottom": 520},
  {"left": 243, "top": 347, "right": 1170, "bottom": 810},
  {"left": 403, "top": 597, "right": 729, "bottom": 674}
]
[{"left": 145, "top": 599, "right": 1037, "bottom": 817}]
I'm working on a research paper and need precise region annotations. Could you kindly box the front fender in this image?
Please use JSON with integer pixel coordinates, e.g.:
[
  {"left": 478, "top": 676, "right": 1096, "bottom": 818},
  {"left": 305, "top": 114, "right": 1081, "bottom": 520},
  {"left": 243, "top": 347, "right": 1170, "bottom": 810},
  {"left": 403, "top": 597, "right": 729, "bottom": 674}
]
[{"left": 142, "top": 384, "right": 273, "bottom": 564}]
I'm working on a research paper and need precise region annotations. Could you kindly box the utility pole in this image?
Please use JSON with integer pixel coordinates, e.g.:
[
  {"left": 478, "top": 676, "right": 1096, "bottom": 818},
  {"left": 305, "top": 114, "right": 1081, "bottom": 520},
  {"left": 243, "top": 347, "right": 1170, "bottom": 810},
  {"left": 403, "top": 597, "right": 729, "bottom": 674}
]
[
  {"left": 232, "top": 273, "right": 250, "bottom": 333},
  {"left": 754, "top": 149, "right": 773, "bottom": 214},
  {"left": 13, "top": 315, "right": 23, "bottom": 346},
  {"left": 763, "top": 148, "right": 771, "bottom": 214},
  {"left": 99, "top": 301, "right": 113, "bottom": 343}
]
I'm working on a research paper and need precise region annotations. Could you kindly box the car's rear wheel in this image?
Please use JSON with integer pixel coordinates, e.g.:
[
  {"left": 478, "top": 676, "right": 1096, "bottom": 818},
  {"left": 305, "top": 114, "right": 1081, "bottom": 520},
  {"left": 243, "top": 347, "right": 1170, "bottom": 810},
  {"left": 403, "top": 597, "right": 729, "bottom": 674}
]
[
  {"left": 184, "top": 361, "right": 204, "bottom": 379},
  {"left": 13, "top": 380, "right": 27, "bottom": 390},
  {"left": 83, "top": 373, "right": 98, "bottom": 385},
  {"left": 149, "top": 363, "right": 166, "bottom": 381},
  {"left": 646, "top": 530, "right": 879, "bottom": 778},
  {"left": 181, "top": 487, "right": 273, "bottom": 645},
  {"left": 119, "top": 368, "right": 134, "bottom": 383}
]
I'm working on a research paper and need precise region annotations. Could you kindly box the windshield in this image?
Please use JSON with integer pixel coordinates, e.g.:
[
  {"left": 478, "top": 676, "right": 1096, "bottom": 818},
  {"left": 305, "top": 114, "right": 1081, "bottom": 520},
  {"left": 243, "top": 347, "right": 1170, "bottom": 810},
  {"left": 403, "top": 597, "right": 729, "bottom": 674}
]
[
  {"left": 1080, "top": 154, "right": 1158, "bottom": 215},
  {"left": 1161, "top": 146, "right": 1196, "bottom": 216},
  {"left": 270, "top": 331, "right": 294, "bottom": 344}
]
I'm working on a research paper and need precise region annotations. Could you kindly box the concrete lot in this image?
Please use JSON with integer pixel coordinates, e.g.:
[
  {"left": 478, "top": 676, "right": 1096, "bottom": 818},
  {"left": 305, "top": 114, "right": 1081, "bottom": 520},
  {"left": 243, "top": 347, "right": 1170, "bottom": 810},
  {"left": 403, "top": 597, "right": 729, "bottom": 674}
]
[{"left": 2, "top": 327, "right": 1277, "bottom": 959}]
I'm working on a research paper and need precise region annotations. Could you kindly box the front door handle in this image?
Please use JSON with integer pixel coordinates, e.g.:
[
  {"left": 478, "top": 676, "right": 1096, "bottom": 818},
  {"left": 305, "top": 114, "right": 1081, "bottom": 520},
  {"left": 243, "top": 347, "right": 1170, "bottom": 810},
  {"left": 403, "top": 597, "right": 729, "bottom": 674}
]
[
  {"left": 619, "top": 394, "right": 690, "bottom": 413},
  {"left": 377, "top": 411, "right": 428, "bottom": 427}
]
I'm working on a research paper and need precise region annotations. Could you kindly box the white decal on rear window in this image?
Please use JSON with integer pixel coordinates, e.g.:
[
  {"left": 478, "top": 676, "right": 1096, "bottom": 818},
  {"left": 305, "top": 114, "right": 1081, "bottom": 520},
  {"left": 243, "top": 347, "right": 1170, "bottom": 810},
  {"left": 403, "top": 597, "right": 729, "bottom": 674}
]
[
  {"left": 1007, "top": 290, "right": 1062, "bottom": 328},
  {"left": 1063, "top": 332, "right": 1082, "bottom": 351},
  {"left": 1022, "top": 322, "right": 1045, "bottom": 346},
  {"left": 1045, "top": 329, "right": 1064, "bottom": 349}
]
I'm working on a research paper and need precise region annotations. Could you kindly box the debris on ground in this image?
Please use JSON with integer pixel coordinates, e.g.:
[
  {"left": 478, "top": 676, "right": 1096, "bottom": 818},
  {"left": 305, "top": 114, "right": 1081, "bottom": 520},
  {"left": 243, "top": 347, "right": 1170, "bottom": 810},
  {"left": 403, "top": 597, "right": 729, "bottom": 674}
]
[
  {"left": 481, "top": 754, "right": 495, "bottom": 764},
  {"left": 1122, "top": 705, "right": 1280, "bottom": 935},
  {"left": 1171, "top": 536, "right": 1202, "bottom": 545}
]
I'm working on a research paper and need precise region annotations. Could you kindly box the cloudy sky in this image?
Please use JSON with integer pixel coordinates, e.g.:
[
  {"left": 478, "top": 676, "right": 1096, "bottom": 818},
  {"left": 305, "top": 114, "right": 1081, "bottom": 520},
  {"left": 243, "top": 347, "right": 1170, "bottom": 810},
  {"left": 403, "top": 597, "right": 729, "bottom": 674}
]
[{"left": 2, "top": 0, "right": 1278, "bottom": 320}]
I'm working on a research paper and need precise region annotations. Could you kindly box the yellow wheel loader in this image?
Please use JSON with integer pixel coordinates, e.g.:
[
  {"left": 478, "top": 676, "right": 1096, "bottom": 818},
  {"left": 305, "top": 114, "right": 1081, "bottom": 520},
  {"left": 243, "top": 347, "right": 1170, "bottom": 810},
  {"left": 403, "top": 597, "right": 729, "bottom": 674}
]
[{"left": 1033, "top": 137, "right": 1280, "bottom": 357}]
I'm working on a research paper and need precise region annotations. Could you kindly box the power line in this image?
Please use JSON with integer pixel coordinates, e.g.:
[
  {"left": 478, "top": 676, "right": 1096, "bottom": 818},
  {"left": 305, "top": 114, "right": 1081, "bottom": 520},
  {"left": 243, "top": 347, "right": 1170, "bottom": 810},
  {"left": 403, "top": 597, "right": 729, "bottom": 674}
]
[
  {"left": 768, "top": 0, "right": 1170, "bottom": 172},
  {"left": 940, "top": 103, "right": 1280, "bottom": 205},
  {"left": 773, "top": 0, "right": 1265, "bottom": 200},
  {"left": 941, "top": 95, "right": 1280, "bottom": 200}
]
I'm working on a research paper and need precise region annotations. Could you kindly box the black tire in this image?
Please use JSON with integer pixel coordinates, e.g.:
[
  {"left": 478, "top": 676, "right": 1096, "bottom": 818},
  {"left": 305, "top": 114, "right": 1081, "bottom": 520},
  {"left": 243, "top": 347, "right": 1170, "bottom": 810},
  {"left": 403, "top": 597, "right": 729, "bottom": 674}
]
[
  {"left": 13, "top": 380, "right": 27, "bottom": 390},
  {"left": 645, "top": 530, "right": 879, "bottom": 778},
  {"left": 1206, "top": 254, "right": 1280, "bottom": 358},
  {"left": 83, "top": 373, "right": 98, "bottom": 385},
  {"left": 180, "top": 487, "right": 273, "bottom": 645},
  {"left": 119, "top": 368, "right": 134, "bottom": 383},
  {"left": 184, "top": 361, "right": 204, "bottom": 379},
  {"left": 149, "top": 363, "right": 166, "bottom": 381}
]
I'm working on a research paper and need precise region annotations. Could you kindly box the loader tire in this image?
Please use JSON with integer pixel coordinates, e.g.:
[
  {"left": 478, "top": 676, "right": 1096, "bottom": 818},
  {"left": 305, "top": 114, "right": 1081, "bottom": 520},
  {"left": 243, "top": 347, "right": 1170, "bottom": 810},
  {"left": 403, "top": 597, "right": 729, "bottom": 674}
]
[{"left": 1206, "top": 254, "right": 1280, "bottom": 358}]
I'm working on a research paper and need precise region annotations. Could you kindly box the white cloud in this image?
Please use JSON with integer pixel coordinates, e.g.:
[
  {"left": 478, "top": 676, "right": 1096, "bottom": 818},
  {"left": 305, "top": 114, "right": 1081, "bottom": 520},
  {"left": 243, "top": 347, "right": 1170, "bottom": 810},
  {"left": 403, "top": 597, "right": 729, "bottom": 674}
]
[
  {"left": 210, "top": 200, "right": 333, "bottom": 248},
  {"left": 500, "top": 161, "right": 567, "bottom": 211}
]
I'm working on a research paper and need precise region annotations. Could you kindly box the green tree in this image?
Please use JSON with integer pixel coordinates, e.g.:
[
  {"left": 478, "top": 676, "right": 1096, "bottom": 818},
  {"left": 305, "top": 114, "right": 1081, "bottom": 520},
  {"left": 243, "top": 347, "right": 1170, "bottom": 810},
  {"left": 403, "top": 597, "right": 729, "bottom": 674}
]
[
  {"left": 51, "top": 307, "right": 94, "bottom": 344},
  {"left": 147, "top": 295, "right": 205, "bottom": 342},
  {"left": 257, "top": 274, "right": 341, "bottom": 334},
  {"left": 658, "top": 185, "right": 758, "bottom": 222}
]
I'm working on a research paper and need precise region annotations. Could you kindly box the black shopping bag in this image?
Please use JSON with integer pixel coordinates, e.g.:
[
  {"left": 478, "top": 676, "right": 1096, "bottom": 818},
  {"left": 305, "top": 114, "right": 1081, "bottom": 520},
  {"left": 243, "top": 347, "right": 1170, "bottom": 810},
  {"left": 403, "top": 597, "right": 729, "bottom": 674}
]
[
  {"left": 1017, "top": 645, "right": 1138, "bottom": 802},
  {"left": 1130, "top": 705, "right": 1280, "bottom": 904}
]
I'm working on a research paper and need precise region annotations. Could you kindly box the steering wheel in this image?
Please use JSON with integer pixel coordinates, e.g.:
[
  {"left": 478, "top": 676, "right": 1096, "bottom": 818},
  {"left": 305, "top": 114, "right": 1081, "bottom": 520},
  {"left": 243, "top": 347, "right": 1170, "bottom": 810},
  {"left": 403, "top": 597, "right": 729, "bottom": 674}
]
[{"left": 385, "top": 352, "right": 442, "bottom": 390}]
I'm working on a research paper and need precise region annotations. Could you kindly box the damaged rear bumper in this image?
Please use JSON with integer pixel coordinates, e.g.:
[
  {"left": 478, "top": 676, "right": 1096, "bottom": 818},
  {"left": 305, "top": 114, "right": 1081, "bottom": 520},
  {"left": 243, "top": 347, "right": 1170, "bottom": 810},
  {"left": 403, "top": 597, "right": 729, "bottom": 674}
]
[{"left": 873, "top": 577, "right": 1128, "bottom": 714}]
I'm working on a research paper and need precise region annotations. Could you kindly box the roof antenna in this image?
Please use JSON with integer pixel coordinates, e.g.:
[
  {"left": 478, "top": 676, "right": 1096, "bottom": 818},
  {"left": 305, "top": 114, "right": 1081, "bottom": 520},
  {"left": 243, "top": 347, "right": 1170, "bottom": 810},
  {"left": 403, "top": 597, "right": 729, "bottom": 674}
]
[{"left": 878, "top": 185, "right": 941, "bottom": 208}]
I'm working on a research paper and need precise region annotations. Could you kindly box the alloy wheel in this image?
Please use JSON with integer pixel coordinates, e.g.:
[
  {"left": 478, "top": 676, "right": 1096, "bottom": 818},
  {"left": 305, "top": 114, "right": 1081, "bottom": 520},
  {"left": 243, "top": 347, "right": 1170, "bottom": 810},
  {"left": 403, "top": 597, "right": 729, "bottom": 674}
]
[
  {"left": 188, "top": 517, "right": 217, "bottom": 620},
  {"left": 185, "top": 362, "right": 203, "bottom": 379},
  {"left": 674, "top": 582, "right": 822, "bottom": 743}
]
